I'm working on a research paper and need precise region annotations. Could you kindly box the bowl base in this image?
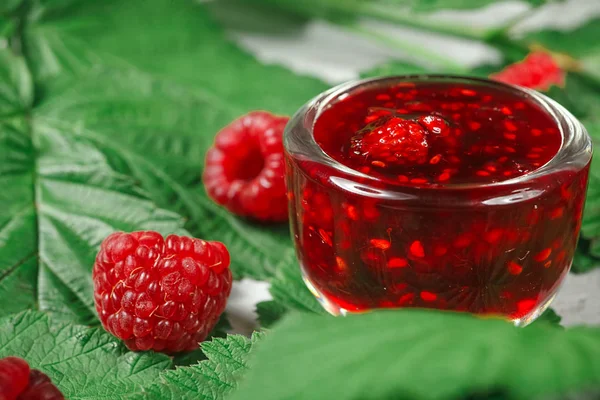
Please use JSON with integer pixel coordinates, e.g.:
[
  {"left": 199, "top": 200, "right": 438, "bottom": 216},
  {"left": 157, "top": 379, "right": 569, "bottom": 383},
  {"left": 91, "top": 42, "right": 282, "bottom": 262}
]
[{"left": 302, "top": 271, "right": 562, "bottom": 326}]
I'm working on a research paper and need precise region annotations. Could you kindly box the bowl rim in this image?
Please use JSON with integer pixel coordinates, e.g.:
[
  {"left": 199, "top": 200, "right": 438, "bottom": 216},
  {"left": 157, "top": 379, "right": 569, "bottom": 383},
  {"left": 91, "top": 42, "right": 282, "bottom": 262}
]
[{"left": 284, "top": 74, "right": 592, "bottom": 193}]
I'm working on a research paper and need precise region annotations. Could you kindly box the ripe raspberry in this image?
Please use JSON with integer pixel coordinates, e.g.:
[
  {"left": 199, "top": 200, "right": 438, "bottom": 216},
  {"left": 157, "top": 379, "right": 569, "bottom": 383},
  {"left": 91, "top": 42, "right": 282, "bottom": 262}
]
[
  {"left": 17, "top": 370, "right": 64, "bottom": 400},
  {"left": 349, "top": 116, "right": 429, "bottom": 168},
  {"left": 490, "top": 51, "right": 564, "bottom": 91},
  {"left": 0, "top": 357, "right": 64, "bottom": 400},
  {"left": 203, "top": 111, "right": 289, "bottom": 222},
  {"left": 93, "top": 231, "right": 232, "bottom": 353},
  {"left": 0, "top": 357, "right": 29, "bottom": 400}
]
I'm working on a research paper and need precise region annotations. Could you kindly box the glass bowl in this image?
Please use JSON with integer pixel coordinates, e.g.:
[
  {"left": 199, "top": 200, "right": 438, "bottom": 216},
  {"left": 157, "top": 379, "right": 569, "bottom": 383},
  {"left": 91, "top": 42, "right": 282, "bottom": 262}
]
[{"left": 284, "top": 75, "right": 592, "bottom": 326}]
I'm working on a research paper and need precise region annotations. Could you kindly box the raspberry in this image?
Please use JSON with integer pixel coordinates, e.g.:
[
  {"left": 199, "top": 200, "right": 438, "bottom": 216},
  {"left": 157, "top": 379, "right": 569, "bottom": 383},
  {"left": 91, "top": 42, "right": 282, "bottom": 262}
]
[
  {"left": 17, "top": 370, "right": 64, "bottom": 400},
  {"left": 490, "top": 52, "right": 564, "bottom": 91},
  {"left": 349, "top": 116, "right": 429, "bottom": 168},
  {"left": 0, "top": 357, "right": 29, "bottom": 400},
  {"left": 93, "top": 231, "right": 232, "bottom": 353},
  {"left": 417, "top": 115, "right": 450, "bottom": 136},
  {"left": 203, "top": 111, "right": 290, "bottom": 222},
  {"left": 0, "top": 357, "right": 64, "bottom": 400}
]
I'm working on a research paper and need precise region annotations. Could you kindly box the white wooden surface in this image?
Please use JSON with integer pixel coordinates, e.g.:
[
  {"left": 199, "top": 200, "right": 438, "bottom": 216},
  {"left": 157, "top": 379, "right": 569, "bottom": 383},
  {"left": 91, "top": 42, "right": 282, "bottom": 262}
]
[{"left": 221, "top": 0, "right": 600, "bottom": 333}]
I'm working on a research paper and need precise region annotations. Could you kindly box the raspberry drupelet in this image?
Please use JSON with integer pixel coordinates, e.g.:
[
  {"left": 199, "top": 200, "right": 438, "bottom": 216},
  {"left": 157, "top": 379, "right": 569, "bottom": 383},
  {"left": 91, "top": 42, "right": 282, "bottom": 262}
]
[
  {"left": 203, "top": 111, "right": 290, "bottom": 222},
  {"left": 93, "top": 231, "right": 232, "bottom": 353}
]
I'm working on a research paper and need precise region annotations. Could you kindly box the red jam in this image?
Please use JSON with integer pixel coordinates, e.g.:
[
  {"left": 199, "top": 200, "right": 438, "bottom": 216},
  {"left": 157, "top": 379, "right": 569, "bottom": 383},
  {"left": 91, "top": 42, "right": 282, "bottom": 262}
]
[
  {"left": 315, "top": 82, "right": 562, "bottom": 185},
  {"left": 286, "top": 78, "right": 590, "bottom": 323}
]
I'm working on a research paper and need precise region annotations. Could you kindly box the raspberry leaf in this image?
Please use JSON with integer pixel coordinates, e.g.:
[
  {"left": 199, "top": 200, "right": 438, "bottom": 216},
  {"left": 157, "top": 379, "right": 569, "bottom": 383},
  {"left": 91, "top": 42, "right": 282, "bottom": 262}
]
[
  {"left": 134, "top": 332, "right": 264, "bottom": 400},
  {"left": 0, "top": 0, "right": 22, "bottom": 14},
  {"left": 360, "top": 60, "right": 433, "bottom": 78},
  {"left": 1, "top": 0, "right": 329, "bottom": 323},
  {"left": 252, "top": 251, "right": 327, "bottom": 328},
  {"left": 545, "top": 74, "right": 600, "bottom": 273},
  {"left": 0, "top": 108, "right": 188, "bottom": 324},
  {"left": 546, "top": 75, "right": 600, "bottom": 121},
  {"left": 0, "top": 49, "right": 32, "bottom": 114},
  {"left": 256, "top": 300, "right": 288, "bottom": 328},
  {"left": 0, "top": 50, "right": 37, "bottom": 317},
  {"left": 20, "top": 0, "right": 327, "bottom": 281},
  {"left": 575, "top": 120, "right": 600, "bottom": 272},
  {"left": 0, "top": 311, "right": 172, "bottom": 399},
  {"left": 269, "top": 250, "right": 327, "bottom": 315},
  {"left": 407, "top": 0, "right": 548, "bottom": 12},
  {"left": 0, "top": 53, "right": 189, "bottom": 323},
  {"left": 530, "top": 308, "right": 562, "bottom": 327},
  {"left": 233, "top": 310, "right": 600, "bottom": 400},
  {"left": 524, "top": 18, "right": 600, "bottom": 57}
]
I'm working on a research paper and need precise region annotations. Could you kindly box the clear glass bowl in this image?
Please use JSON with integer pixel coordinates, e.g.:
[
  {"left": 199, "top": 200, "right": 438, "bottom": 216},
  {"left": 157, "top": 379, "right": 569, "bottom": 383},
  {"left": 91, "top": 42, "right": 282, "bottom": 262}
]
[{"left": 284, "top": 75, "right": 592, "bottom": 326}]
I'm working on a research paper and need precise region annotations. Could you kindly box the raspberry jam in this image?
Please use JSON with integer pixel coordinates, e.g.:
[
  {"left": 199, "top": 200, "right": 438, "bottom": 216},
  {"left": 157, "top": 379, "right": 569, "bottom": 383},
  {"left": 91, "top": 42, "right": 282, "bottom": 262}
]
[{"left": 284, "top": 76, "right": 591, "bottom": 325}]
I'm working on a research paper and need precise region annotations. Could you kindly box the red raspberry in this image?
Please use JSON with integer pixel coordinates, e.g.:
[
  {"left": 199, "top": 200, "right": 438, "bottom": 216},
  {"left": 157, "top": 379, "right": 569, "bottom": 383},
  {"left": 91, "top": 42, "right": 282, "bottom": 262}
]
[
  {"left": 17, "top": 370, "right": 64, "bottom": 400},
  {"left": 490, "top": 51, "right": 564, "bottom": 91},
  {"left": 349, "top": 116, "right": 429, "bottom": 168},
  {"left": 0, "top": 357, "right": 64, "bottom": 400},
  {"left": 93, "top": 231, "right": 232, "bottom": 353},
  {"left": 417, "top": 115, "right": 450, "bottom": 136},
  {"left": 203, "top": 111, "right": 289, "bottom": 222},
  {"left": 0, "top": 357, "right": 29, "bottom": 400}
]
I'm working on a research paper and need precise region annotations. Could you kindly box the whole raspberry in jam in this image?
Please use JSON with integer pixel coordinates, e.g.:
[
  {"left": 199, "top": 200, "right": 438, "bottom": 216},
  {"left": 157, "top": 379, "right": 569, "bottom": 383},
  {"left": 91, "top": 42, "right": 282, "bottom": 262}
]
[
  {"left": 417, "top": 115, "right": 450, "bottom": 136},
  {"left": 93, "top": 231, "right": 232, "bottom": 353},
  {"left": 203, "top": 111, "right": 290, "bottom": 222},
  {"left": 349, "top": 116, "right": 429, "bottom": 168},
  {"left": 491, "top": 51, "right": 564, "bottom": 91},
  {"left": 0, "top": 357, "right": 64, "bottom": 400}
]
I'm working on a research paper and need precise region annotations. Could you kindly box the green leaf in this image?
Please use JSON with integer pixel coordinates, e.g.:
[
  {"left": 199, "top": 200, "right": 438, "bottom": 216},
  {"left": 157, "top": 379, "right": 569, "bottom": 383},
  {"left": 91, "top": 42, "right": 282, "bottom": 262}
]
[
  {"left": 544, "top": 75, "right": 600, "bottom": 273},
  {"left": 1, "top": 0, "right": 332, "bottom": 322},
  {"left": 522, "top": 19, "right": 600, "bottom": 59},
  {"left": 573, "top": 119, "right": 600, "bottom": 272},
  {"left": 0, "top": 46, "right": 191, "bottom": 323},
  {"left": 360, "top": 60, "right": 433, "bottom": 78},
  {"left": 543, "top": 389, "right": 600, "bottom": 400},
  {"left": 269, "top": 250, "right": 327, "bottom": 315},
  {"left": 406, "top": 0, "right": 548, "bottom": 12},
  {"left": 0, "top": 311, "right": 172, "bottom": 399},
  {"left": 233, "top": 310, "right": 600, "bottom": 400},
  {"left": 0, "top": 118, "right": 36, "bottom": 317},
  {"left": 256, "top": 300, "right": 288, "bottom": 328},
  {"left": 530, "top": 308, "right": 562, "bottom": 327},
  {"left": 0, "top": 50, "right": 37, "bottom": 318},
  {"left": 21, "top": 0, "right": 328, "bottom": 280},
  {"left": 135, "top": 332, "right": 264, "bottom": 400},
  {"left": 2, "top": 111, "right": 188, "bottom": 324},
  {"left": 0, "top": 48, "right": 32, "bottom": 115},
  {"left": 359, "top": 60, "right": 496, "bottom": 80},
  {"left": 572, "top": 242, "right": 600, "bottom": 274},
  {"left": 520, "top": 18, "right": 600, "bottom": 79},
  {"left": 545, "top": 75, "right": 600, "bottom": 123},
  {"left": 26, "top": 0, "right": 328, "bottom": 115},
  {"left": 0, "top": 0, "right": 23, "bottom": 15}
]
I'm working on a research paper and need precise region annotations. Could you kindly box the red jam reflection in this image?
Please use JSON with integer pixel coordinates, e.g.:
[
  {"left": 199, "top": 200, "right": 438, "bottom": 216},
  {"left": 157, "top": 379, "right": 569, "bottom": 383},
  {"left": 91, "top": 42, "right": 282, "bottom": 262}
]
[{"left": 286, "top": 79, "right": 589, "bottom": 323}]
